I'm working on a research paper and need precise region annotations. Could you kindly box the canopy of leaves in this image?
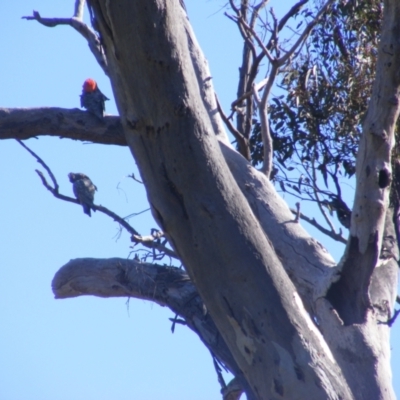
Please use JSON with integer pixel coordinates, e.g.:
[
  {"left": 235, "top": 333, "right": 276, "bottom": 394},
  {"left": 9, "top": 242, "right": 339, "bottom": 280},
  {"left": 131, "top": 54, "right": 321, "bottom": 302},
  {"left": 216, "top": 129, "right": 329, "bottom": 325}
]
[{"left": 250, "top": 0, "right": 381, "bottom": 209}]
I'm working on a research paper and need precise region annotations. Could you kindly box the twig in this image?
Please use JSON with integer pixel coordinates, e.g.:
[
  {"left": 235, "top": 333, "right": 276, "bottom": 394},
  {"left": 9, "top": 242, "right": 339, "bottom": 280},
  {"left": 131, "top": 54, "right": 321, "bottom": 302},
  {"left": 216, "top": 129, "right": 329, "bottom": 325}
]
[
  {"left": 290, "top": 207, "right": 347, "bottom": 244},
  {"left": 17, "top": 139, "right": 58, "bottom": 191},
  {"left": 131, "top": 233, "right": 178, "bottom": 259},
  {"left": 230, "top": 77, "right": 269, "bottom": 110},
  {"left": 33, "top": 161, "right": 178, "bottom": 258},
  {"left": 294, "top": 202, "right": 301, "bottom": 222},
  {"left": 22, "top": 9, "right": 109, "bottom": 76},
  {"left": 17, "top": 140, "right": 145, "bottom": 238},
  {"left": 127, "top": 173, "right": 143, "bottom": 184},
  {"left": 276, "top": 0, "right": 309, "bottom": 34},
  {"left": 278, "top": 0, "right": 335, "bottom": 66},
  {"left": 170, "top": 314, "right": 187, "bottom": 333},
  {"left": 235, "top": 1, "right": 332, "bottom": 178},
  {"left": 230, "top": 0, "right": 332, "bottom": 110},
  {"left": 213, "top": 355, "right": 226, "bottom": 389},
  {"left": 215, "top": 95, "right": 250, "bottom": 160},
  {"left": 310, "top": 152, "right": 337, "bottom": 233},
  {"left": 240, "top": 18, "right": 275, "bottom": 64}
]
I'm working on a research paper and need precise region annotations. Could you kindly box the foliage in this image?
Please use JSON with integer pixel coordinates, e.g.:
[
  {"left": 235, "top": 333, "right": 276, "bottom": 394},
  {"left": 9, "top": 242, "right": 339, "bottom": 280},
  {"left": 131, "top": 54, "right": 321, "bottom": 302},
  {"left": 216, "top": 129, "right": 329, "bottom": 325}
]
[{"left": 250, "top": 0, "right": 382, "bottom": 213}]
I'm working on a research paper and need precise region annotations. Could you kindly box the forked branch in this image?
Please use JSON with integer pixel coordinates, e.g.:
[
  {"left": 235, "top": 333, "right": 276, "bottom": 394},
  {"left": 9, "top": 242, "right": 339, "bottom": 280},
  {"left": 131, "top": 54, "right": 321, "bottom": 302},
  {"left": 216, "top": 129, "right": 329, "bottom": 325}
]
[
  {"left": 17, "top": 140, "right": 178, "bottom": 260},
  {"left": 22, "top": 1, "right": 109, "bottom": 75}
]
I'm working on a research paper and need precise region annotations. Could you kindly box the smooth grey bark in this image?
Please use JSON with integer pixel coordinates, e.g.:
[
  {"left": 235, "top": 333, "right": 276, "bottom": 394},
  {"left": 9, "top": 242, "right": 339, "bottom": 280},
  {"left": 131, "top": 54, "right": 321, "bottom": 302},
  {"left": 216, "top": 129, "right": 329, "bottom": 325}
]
[
  {"left": 87, "top": 0, "right": 353, "bottom": 398},
  {"left": 328, "top": 0, "right": 400, "bottom": 326}
]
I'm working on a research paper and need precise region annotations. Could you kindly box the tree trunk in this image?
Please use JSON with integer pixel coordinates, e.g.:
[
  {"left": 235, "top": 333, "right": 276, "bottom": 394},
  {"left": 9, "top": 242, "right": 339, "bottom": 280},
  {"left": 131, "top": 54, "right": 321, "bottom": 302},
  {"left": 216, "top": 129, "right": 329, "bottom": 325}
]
[{"left": 84, "top": 0, "right": 400, "bottom": 398}]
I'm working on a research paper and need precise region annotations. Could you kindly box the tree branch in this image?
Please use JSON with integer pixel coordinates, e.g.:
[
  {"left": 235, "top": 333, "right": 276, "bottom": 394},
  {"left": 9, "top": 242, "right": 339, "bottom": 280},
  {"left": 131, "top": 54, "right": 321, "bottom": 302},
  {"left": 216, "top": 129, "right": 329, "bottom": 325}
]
[
  {"left": 22, "top": 7, "right": 109, "bottom": 76},
  {"left": 329, "top": 0, "right": 400, "bottom": 325},
  {"left": 74, "top": 0, "right": 86, "bottom": 19},
  {"left": 290, "top": 207, "right": 347, "bottom": 244},
  {"left": 52, "top": 257, "right": 248, "bottom": 392},
  {"left": 17, "top": 139, "right": 180, "bottom": 260},
  {"left": 215, "top": 95, "right": 250, "bottom": 160},
  {"left": 131, "top": 232, "right": 178, "bottom": 260},
  {"left": 278, "top": 0, "right": 334, "bottom": 66},
  {"left": 0, "top": 108, "right": 125, "bottom": 146}
]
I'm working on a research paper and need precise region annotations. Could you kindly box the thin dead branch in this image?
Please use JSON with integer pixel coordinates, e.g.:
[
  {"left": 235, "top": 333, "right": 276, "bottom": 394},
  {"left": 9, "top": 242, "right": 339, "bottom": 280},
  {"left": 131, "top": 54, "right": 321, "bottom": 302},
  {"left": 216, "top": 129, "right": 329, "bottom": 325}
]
[
  {"left": 216, "top": 95, "right": 250, "bottom": 160},
  {"left": 131, "top": 233, "right": 178, "bottom": 260},
  {"left": 17, "top": 139, "right": 179, "bottom": 259},
  {"left": 290, "top": 207, "right": 347, "bottom": 244},
  {"left": 22, "top": 7, "right": 109, "bottom": 75},
  {"left": 17, "top": 139, "right": 59, "bottom": 191},
  {"left": 279, "top": 0, "right": 335, "bottom": 66}
]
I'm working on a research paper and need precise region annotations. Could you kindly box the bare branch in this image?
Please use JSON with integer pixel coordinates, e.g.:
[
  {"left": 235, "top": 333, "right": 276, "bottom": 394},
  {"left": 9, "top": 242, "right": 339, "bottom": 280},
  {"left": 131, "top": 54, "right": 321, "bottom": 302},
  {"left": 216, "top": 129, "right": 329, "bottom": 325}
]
[
  {"left": 226, "top": 2, "right": 257, "bottom": 143},
  {"left": 131, "top": 233, "right": 178, "bottom": 260},
  {"left": 276, "top": 0, "right": 308, "bottom": 34},
  {"left": 278, "top": 0, "right": 334, "bottom": 66},
  {"left": 22, "top": 9, "right": 109, "bottom": 75},
  {"left": 17, "top": 139, "right": 59, "bottom": 191},
  {"left": 34, "top": 168, "right": 143, "bottom": 236},
  {"left": 240, "top": 18, "right": 275, "bottom": 64},
  {"left": 228, "top": 0, "right": 239, "bottom": 14},
  {"left": 256, "top": 64, "right": 278, "bottom": 177},
  {"left": 17, "top": 138, "right": 179, "bottom": 259},
  {"left": 17, "top": 140, "right": 141, "bottom": 234},
  {"left": 127, "top": 173, "right": 143, "bottom": 184},
  {"left": 230, "top": 77, "right": 268, "bottom": 110},
  {"left": 294, "top": 202, "right": 301, "bottom": 223},
  {"left": 74, "top": 0, "right": 86, "bottom": 19},
  {"left": 228, "top": 0, "right": 313, "bottom": 115},
  {"left": 225, "top": 12, "right": 257, "bottom": 61},
  {"left": 290, "top": 207, "right": 347, "bottom": 244},
  {"left": 215, "top": 95, "right": 250, "bottom": 160},
  {"left": 0, "top": 108, "right": 125, "bottom": 146},
  {"left": 310, "top": 156, "right": 337, "bottom": 233},
  {"left": 52, "top": 257, "right": 247, "bottom": 385}
]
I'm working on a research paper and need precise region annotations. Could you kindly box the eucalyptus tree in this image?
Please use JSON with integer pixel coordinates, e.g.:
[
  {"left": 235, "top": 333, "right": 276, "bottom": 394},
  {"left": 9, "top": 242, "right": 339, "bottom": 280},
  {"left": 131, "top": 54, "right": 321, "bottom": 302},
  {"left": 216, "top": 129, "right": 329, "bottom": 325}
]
[{"left": 1, "top": 1, "right": 399, "bottom": 399}]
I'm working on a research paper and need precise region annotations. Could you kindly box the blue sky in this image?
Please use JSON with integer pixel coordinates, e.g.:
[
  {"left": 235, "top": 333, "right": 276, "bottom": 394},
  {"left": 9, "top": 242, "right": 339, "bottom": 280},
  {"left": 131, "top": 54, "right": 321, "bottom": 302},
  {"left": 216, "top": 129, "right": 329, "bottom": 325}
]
[{"left": 0, "top": 1, "right": 399, "bottom": 399}]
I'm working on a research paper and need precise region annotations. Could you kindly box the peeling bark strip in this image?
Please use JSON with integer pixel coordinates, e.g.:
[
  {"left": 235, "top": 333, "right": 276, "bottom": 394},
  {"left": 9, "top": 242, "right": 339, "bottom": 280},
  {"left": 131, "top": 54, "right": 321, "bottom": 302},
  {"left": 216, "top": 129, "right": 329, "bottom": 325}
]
[{"left": 87, "top": 0, "right": 352, "bottom": 398}]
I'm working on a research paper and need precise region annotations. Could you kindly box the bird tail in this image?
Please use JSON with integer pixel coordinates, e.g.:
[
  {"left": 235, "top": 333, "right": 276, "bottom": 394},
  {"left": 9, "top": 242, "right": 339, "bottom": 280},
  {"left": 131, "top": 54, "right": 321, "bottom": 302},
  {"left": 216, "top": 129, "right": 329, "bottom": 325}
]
[{"left": 83, "top": 204, "right": 92, "bottom": 217}]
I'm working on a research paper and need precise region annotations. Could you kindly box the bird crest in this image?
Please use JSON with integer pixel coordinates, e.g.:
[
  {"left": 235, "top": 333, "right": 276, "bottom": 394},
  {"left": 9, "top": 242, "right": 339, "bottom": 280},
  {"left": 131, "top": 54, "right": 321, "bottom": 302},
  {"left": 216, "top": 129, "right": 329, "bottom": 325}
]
[
  {"left": 82, "top": 78, "right": 97, "bottom": 93},
  {"left": 80, "top": 78, "right": 109, "bottom": 119}
]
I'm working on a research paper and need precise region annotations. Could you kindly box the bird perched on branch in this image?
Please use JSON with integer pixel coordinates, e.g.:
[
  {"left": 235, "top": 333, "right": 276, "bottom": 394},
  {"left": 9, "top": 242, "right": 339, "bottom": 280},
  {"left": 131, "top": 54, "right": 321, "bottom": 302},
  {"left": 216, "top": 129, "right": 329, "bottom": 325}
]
[
  {"left": 68, "top": 173, "right": 97, "bottom": 217},
  {"left": 80, "top": 78, "right": 109, "bottom": 119}
]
